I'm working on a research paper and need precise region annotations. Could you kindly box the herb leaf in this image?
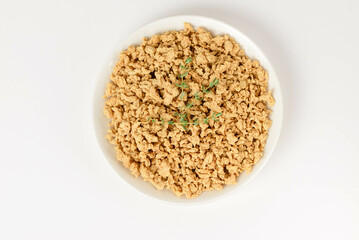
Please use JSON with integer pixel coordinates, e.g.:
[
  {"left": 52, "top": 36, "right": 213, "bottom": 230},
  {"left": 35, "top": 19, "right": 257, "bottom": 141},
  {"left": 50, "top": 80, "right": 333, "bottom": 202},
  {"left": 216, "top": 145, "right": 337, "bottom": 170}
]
[
  {"left": 202, "top": 77, "right": 220, "bottom": 94},
  {"left": 212, "top": 112, "right": 222, "bottom": 122},
  {"left": 202, "top": 86, "right": 210, "bottom": 93},
  {"left": 194, "top": 118, "right": 199, "bottom": 126},
  {"left": 194, "top": 91, "right": 202, "bottom": 100},
  {"left": 180, "top": 113, "right": 187, "bottom": 122},
  {"left": 180, "top": 63, "right": 189, "bottom": 70},
  {"left": 185, "top": 57, "right": 192, "bottom": 64},
  {"left": 178, "top": 71, "right": 189, "bottom": 79},
  {"left": 176, "top": 82, "right": 189, "bottom": 89}
]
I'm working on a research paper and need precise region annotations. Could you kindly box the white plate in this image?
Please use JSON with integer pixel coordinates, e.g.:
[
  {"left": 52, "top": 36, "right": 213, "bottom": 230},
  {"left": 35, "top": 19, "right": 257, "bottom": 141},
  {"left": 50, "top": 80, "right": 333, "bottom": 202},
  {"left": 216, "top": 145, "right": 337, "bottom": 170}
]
[{"left": 92, "top": 15, "right": 283, "bottom": 205}]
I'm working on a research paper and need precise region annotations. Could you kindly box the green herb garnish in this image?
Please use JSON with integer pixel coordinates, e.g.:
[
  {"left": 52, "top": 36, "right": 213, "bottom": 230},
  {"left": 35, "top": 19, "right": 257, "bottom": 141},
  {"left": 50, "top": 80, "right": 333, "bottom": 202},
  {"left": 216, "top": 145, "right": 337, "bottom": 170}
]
[{"left": 143, "top": 57, "right": 222, "bottom": 130}]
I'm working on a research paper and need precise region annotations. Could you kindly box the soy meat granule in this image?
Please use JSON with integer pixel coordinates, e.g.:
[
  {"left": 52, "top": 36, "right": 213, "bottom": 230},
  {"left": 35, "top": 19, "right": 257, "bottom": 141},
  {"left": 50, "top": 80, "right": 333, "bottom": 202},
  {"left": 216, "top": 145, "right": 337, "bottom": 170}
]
[{"left": 103, "top": 23, "right": 275, "bottom": 198}]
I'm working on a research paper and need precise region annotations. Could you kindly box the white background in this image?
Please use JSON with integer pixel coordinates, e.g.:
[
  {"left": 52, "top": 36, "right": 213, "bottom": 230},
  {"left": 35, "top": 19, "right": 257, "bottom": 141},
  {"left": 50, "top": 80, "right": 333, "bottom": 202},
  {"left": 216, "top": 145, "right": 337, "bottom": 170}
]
[{"left": 1, "top": 0, "right": 358, "bottom": 239}]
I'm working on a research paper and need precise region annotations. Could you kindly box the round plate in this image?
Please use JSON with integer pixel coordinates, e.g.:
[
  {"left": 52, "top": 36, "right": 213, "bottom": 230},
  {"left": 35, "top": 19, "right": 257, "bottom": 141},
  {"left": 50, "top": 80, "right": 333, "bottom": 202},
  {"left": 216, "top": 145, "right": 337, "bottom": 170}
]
[{"left": 92, "top": 15, "right": 283, "bottom": 204}]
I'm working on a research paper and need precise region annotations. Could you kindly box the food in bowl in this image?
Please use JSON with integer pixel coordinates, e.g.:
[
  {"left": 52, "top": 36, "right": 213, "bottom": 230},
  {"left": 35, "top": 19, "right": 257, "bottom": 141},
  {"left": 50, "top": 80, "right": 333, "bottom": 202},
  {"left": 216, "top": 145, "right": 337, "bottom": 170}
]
[{"left": 103, "top": 23, "right": 275, "bottom": 198}]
